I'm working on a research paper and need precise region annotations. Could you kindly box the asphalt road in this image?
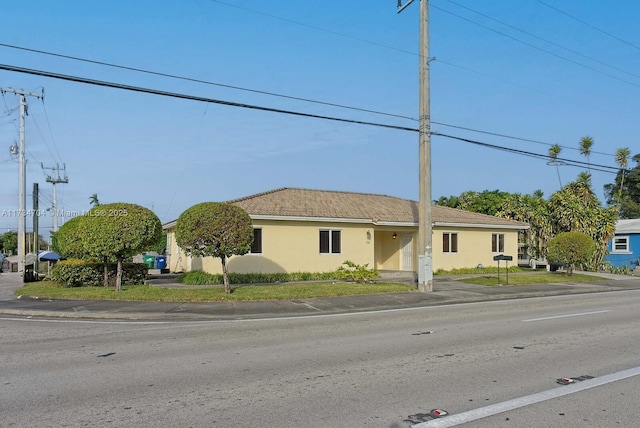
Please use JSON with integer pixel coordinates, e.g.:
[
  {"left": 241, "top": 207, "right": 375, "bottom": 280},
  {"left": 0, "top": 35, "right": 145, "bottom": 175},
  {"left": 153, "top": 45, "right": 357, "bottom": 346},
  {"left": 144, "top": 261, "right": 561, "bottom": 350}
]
[{"left": 2, "top": 289, "right": 639, "bottom": 427}]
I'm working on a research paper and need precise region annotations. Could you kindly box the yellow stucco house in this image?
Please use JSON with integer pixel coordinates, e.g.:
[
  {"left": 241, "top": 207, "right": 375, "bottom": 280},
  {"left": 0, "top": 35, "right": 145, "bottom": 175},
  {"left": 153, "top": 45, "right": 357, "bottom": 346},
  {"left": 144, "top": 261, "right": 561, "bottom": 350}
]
[{"left": 163, "top": 188, "right": 529, "bottom": 276}]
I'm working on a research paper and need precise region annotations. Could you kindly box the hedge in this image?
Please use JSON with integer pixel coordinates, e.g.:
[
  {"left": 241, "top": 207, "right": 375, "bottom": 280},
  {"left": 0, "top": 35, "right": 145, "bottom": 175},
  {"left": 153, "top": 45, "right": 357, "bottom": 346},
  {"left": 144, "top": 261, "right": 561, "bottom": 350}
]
[{"left": 51, "top": 259, "right": 148, "bottom": 287}]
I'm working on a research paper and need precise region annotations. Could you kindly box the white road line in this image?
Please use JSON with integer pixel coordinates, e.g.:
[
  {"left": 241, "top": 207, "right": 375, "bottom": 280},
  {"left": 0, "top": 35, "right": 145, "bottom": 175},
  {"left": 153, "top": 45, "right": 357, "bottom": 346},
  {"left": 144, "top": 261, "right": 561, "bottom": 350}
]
[
  {"left": 522, "top": 310, "right": 610, "bottom": 322},
  {"left": 412, "top": 365, "right": 640, "bottom": 428}
]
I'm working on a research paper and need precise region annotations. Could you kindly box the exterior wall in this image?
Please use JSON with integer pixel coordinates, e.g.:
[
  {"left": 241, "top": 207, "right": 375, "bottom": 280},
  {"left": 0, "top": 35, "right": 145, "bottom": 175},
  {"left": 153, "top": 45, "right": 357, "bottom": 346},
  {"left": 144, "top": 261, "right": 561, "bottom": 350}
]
[
  {"left": 165, "top": 220, "right": 522, "bottom": 274},
  {"left": 604, "top": 233, "right": 639, "bottom": 269},
  {"left": 165, "top": 229, "right": 190, "bottom": 273},
  {"left": 166, "top": 220, "right": 375, "bottom": 275},
  {"left": 432, "top": 227, "right": 520, "bottom": 271}
]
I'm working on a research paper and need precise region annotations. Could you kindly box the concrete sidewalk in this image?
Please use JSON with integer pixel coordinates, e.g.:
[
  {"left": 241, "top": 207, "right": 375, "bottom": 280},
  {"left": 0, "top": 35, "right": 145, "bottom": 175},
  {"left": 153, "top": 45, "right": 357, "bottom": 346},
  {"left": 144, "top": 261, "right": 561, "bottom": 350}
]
[{"left": 1, "top": 271, "right": 640, "bottom": 321}]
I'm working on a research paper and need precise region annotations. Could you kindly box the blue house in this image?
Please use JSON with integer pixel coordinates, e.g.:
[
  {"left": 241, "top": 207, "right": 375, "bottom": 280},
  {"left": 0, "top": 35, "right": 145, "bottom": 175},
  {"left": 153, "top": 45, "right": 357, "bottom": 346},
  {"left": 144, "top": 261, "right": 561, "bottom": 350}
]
[{"left": 604, "top": 219, "right": 640, "bottom": 269}]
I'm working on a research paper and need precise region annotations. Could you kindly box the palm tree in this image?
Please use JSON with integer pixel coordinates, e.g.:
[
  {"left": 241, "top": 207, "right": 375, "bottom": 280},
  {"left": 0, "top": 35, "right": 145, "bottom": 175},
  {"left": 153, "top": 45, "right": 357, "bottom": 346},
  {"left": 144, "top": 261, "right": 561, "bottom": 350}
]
[
  {"left": 615, "top": 147, "right": 630, "bottom": 204},
  {"left": 579, "top": 136, "right": 594, "bottom": 172},
  {"left": 89, "top": 193, "right": 101, "bottom": 208},
  {"left": 548, "top": 144, "right": 563, "bottom": 188}
]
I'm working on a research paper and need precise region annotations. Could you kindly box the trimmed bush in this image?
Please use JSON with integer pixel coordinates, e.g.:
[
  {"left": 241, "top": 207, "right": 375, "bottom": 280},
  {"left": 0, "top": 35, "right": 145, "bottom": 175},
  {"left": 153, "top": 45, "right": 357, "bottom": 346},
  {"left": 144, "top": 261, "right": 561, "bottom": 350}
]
[
  {"left": 51, "top": 260, "right": 148, "bottom": 287},
  {"left": 180, "top": 270, "right": 346, "bottom": 286}
]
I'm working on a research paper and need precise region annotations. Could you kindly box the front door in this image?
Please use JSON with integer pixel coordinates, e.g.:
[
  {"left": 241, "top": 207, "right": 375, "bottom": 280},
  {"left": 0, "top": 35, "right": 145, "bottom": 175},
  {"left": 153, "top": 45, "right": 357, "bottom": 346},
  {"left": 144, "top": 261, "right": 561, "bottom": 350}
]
[{"left": 401, "top": 234, "right": 413, "bottom": 271}]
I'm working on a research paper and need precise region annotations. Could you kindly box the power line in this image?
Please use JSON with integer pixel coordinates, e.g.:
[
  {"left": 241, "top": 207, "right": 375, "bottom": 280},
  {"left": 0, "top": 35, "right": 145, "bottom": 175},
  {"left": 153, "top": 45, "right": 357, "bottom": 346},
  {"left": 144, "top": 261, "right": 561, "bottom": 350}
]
[
  {"left": 207, "top": 0, "right": 418, "bottom": 57},
  {"left": 430, "top": 3, "right": 640, "bottom": 89},
  {"left": 441, "top": 0, "right": 640, "bottom": 81},
  {"left": 432, "top": 132, "right": 620, "bottom": 174},
  {"left": 0, "top": 43, "right": 416, "bottom": 122},
  {"left": 0, "top": 63, "right": 419, "bottom": 133},
  {"left": 536, "top": 0, "right": 640, "bottom": 52},
  {"left": 431, "top": 121, "right": 615, "bottom": 158}
]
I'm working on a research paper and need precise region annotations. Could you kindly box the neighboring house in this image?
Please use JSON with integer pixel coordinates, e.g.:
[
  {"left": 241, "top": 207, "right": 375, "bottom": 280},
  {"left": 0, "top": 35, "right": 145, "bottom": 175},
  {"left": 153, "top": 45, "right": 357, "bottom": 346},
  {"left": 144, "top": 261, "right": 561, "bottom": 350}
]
[
  {"left": 163, "top": 188, "right": 529, "bottom": 276},
  {"left": 604, "top": 219, "right": 640, "bottom": 269}
]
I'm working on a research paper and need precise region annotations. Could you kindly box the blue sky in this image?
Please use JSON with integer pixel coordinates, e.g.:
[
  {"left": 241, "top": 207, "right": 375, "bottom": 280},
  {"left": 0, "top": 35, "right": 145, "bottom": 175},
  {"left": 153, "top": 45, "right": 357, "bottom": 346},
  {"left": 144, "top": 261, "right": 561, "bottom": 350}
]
[{"left": 1, "top": 0, "right": 639, "bottom": 235}]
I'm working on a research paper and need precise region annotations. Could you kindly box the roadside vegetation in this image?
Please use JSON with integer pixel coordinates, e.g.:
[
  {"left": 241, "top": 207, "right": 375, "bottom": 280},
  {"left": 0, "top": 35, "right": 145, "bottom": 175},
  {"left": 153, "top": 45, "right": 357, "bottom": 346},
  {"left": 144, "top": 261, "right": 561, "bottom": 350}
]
[
  {"left": 458, "top": 271, "right": 605, "bottom": 286},
  {"left": 15, "top": 280, "right": 415, "bottom": 302}
]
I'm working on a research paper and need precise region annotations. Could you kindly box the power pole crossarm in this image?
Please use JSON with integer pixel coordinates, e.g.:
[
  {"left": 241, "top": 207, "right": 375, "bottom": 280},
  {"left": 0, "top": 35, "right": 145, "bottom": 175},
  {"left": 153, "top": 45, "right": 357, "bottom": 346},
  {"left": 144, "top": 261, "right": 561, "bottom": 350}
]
[{"left": 42, "top": 163, "right": 69, "bottom": 232}]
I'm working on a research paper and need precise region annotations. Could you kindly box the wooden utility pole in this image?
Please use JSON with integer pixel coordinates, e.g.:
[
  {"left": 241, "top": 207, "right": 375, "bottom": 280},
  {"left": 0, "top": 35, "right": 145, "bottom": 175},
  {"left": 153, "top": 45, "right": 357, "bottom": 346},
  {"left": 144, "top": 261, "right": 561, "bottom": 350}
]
[{"left": 398, "top": 0, "right": 432, "bottom": 292}]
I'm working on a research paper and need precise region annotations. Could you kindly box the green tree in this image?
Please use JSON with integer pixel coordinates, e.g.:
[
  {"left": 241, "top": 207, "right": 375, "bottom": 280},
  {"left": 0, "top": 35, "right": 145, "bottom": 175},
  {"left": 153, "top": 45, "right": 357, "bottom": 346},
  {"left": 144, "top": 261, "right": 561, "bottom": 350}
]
[
  {"left": 579, "top": 136, "right": 594, "bottom": 172},
  {"left": 175, "top": 202, "right": 253, "bottom": 293},
  {"left": 54, "top": 216, "right": 86, "bottom": 259},
  {"left": 615, "top": 147, "right": 631, "bottom": 204},
  {"left": 546, "top": 231, "right": 595, "bottom": 275},
  {"left": 1, "top": 231, "right": 18, "bottom": 254},
  {"left": 434, "top": 189, "right": 511, "bottom": 216},
  {"left": 604, "top": 153, "right": 640, "bottom": 218},
  {"left": 548, "top": 144, "right": 563, "bottom": 187},
  {"left": 81, "top": 203, "right": 162, "bottom": 291},
  {"left": 89, "top": 193, "right": 101, "bottom": 208},
  {"left": 548, "top": 174, "right": 617, "bottom": 269}
]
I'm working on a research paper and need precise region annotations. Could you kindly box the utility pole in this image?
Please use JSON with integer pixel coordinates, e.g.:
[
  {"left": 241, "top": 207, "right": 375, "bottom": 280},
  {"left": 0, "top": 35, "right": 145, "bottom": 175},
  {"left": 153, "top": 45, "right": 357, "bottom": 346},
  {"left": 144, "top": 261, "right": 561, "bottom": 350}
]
[
  {"left": 33, "top": 182, "right": 39, "bottom": 275},
  {"left": 398, "top": 0, "right": 432, "bottom": 292},
  {"left": 42, "top": 163, "right": 69, "bottom": 232},
  {"left": 0, "top": 87, "right": 44, "bottom": 278}
]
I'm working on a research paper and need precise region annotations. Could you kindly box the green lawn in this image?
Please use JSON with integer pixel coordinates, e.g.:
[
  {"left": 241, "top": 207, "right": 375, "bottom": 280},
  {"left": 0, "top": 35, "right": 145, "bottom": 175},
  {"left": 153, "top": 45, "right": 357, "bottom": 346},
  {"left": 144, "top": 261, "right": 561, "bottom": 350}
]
[
  {"left": 457, "top": 272, "right": 606, "bottom": 286},
  {"left": 15, "top": 281, "right": 417, "bottom": 302}
]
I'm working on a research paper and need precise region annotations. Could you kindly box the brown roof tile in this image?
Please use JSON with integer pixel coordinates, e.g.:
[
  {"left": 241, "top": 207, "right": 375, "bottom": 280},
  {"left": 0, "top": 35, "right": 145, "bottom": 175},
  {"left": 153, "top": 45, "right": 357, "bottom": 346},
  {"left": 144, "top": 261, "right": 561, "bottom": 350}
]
[{"left": 227, "top": 188, "right": 528, "bottom": 228}]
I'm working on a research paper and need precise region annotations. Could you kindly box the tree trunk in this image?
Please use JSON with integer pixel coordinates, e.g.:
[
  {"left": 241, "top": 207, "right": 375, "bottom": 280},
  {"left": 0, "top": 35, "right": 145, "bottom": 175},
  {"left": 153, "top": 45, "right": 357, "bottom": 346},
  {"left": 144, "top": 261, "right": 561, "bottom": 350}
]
[
  {"left": 115, "top": 257, "right": 123, "bottom": 292},
  {"left": 103, "top": 256, "right": 109, "bottom": 287},
  {"left": 221, "top": 255, "right": 231, "bottom": 294}
]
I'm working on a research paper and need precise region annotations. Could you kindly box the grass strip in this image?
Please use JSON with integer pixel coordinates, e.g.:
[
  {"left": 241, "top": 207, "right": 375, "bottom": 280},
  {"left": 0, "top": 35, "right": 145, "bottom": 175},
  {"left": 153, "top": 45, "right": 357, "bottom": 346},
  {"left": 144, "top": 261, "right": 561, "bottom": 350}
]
[
  {"left": 16, "top": 281, "right": 416, "bottom": 302},
  {"left": 457, "top": 272, "right": 606, "bottom": 286}
]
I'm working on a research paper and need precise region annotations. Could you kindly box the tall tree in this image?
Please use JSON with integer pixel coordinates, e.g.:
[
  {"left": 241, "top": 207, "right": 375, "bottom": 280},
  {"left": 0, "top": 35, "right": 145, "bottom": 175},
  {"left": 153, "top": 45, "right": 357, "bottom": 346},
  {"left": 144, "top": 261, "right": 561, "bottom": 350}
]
[
  {"left": 615, "top": 147, "right": 630, "bottom": 204},
  {"left": 548, "top": 144, "right": 563, "bottom": 187},
  {"left": 579, "top": 136, "right": 594, "bottom": 172},
  {"left": 604, "top": 153, "right": 640, "bottom": 218},
  {"left": 175, "top": 202, "right": 253, "bottom": 293}
]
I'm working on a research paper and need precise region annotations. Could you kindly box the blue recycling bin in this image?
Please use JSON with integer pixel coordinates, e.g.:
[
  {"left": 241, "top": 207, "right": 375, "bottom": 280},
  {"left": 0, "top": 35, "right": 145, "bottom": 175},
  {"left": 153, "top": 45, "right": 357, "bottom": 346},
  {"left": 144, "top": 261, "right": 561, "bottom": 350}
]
[{"left": 155, "top": 256, "right": 167, "bottom": 270}]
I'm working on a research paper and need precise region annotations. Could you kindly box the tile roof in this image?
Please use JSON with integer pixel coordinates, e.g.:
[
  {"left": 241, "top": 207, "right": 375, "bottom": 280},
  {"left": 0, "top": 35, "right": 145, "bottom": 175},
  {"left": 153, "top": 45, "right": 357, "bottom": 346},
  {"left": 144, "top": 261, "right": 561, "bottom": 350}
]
[{"left": 227, "top": 187, "right": 529, "bottom": 228}]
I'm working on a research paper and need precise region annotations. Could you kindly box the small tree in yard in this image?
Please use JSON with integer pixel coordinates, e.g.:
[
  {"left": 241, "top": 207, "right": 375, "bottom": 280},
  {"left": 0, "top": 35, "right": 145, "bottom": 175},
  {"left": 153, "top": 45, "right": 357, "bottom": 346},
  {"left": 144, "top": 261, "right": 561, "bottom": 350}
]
[
  {"left": 175, "top": 202, "right": 253, "bottom": 293},
  {"left": 81, "top": 203, "right": 162, "bottom": 291},
  {"left": 546, "top": 231, "right": 595, "bottom": 276}
]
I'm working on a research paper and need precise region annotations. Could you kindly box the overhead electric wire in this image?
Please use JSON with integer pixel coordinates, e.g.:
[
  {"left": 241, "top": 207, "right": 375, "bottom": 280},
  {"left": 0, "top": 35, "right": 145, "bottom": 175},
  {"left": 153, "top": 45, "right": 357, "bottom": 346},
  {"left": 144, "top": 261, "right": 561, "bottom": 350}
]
[
  {"left": 207, "top": 0, "right": 418, "bottom": 57},
  {"left": 536, "top": 0, "right": 640, "bottom": 52},
  {"left": 431, "top": 121, "right": 615, "bottom": 157},
  {"left": 0, "top": 43, "right": 417, "bottom": 122},
  {"left": 432, "top": 132, "right": 620, "bottom": 174},
  {"left": 0, "top": 63, "right": 419, "bottom": 133},
  {"left": 1, "top": 62, "right": 625, "bottom": 177},
  {"left": 430, "top": 3, "right": 640, "bottom": 89},
  {"left": 441, "top": 0, "right": 640, "bottom": 81}
]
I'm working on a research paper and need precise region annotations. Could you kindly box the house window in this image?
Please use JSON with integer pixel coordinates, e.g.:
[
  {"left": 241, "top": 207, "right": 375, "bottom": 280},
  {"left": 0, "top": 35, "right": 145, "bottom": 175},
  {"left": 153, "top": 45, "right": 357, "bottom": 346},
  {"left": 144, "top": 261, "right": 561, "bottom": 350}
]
[
  {"left": 443, "top": 233, "right": 458, "bottom": 253},
  {"left": 492, "top": 233, "right": 505, "bottom": 253},
  {"left": 320, "top": 230, "right": 341, "bottom": 254},
  {"left": 250, "top": 228, "right": 262, "bottom": 254},
  {"left": 612, "top": 236, "right": 630, "bottom": 253}
]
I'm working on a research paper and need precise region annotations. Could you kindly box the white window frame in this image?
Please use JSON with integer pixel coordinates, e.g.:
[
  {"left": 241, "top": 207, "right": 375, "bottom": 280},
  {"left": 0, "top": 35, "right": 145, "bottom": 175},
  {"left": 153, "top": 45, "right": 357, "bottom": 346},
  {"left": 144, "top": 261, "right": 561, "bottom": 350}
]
[
  {"left": 443, "top": 232, "right": 458, "bottom": 254},
  {"left": 612, "top": 236, "right": 630, "bottom": 253},
  {"left": 319, "top": 229, "right": 341, "bottom": 254}
]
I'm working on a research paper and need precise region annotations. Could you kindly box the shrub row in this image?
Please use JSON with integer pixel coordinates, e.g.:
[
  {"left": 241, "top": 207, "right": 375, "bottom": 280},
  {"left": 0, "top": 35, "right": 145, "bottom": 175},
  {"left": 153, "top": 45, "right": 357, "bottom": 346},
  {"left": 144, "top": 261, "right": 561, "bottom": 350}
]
[
  {"left": 180, "top": 261, "right": 379, "bottom": 285},
  {"left": 51, "top": 259, "right": 148, "bottom": 287}
]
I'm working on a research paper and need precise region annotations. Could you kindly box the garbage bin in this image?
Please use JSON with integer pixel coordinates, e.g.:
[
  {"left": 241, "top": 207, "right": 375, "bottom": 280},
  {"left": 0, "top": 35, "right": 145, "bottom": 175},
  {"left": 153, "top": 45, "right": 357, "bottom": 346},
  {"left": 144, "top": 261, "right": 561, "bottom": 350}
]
[
  {"left": 155, "top": 256, "right": 167, "bottom": 270},
  {"left": 143, "top": 255, "right": 156, "bottom": 269}
]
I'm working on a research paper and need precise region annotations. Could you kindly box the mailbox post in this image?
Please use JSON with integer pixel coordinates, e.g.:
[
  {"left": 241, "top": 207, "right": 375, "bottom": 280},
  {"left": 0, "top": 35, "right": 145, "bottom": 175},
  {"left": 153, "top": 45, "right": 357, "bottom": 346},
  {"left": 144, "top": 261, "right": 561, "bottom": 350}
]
[{"left": 493, "top": 254, "right": 513, "bottom": 285}]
